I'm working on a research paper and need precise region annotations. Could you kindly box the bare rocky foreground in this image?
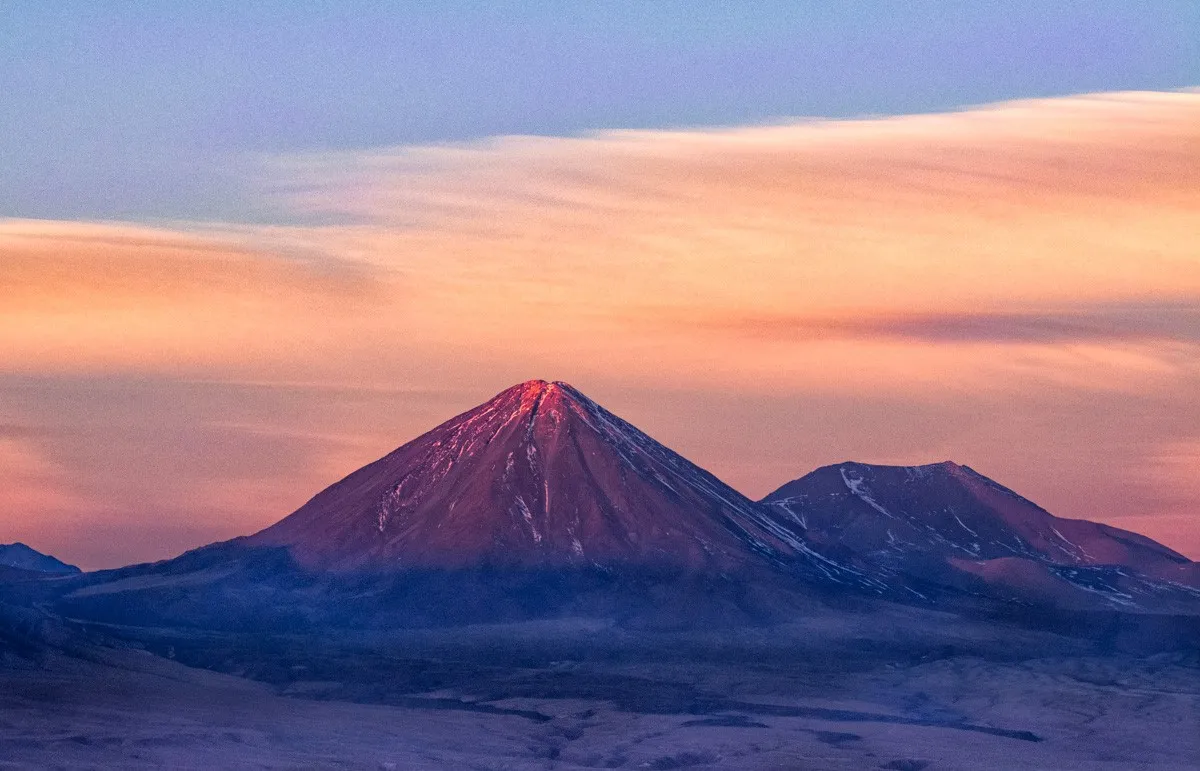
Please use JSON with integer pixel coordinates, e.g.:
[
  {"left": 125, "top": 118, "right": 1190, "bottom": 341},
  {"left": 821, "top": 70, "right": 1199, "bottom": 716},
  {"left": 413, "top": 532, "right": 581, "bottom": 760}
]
[{"left": 2, "top": 612, "right": 1198, "bottom": 770}]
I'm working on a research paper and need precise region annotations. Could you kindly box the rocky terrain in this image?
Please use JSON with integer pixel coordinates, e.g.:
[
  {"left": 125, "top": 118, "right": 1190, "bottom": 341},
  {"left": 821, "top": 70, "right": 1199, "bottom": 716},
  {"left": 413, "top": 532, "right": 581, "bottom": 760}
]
[{"left": 1, "top": 614, "right": 1197, "bottom": 769}]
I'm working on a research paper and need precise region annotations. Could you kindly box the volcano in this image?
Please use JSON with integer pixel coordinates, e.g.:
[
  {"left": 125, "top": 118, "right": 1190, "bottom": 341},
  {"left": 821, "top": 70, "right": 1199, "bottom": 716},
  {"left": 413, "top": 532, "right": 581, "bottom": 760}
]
[
  {"left": 247, "top": 380, "right": 828, "bottom": 575},
  {"left": 761, "top": 461, "right": 1200, "bottom": 611},
  {"left": 51, "top": 381, "right": 863, "bottom": 630}
]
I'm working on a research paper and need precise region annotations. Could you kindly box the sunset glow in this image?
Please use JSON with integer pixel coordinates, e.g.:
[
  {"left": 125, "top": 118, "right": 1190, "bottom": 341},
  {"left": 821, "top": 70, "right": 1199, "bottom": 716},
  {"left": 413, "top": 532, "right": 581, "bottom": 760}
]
[{"left": 2, "top": 90, "right": 1198, "bottom": 568}]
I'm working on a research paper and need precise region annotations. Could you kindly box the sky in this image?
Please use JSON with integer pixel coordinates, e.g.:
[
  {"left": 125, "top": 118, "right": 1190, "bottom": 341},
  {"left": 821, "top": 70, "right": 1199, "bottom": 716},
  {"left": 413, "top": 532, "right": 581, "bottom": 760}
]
[{"left": 1, "top": 3, "right": 1199, "bottom": 569}]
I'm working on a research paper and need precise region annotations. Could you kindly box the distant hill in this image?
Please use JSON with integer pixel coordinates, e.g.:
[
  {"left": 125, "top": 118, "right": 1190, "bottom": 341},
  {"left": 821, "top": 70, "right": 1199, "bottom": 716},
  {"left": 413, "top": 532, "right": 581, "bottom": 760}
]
[{"left": 0, "top": 543, "right": 80, "bottom": 575}]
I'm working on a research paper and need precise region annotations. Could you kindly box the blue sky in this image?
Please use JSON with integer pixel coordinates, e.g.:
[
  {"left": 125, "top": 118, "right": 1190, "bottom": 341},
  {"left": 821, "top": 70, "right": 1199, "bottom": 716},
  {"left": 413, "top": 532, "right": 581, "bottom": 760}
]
[{"left": 2, "top": 1, "right": 1198, "bottom": 222}]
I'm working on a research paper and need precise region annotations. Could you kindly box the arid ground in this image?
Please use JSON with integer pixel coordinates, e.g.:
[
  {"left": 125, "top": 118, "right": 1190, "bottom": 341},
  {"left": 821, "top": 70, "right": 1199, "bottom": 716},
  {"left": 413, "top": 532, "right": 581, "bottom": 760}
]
[{"left": 3, "top": 610, "right": 1197, "bottom": 770}]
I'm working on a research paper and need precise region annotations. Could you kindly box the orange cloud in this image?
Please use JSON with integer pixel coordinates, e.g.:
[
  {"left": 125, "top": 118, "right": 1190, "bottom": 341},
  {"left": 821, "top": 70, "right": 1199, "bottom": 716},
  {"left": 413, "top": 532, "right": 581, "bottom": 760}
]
[
  {"left": 0, "top": 219, "right": 382, "bottom": 374},
  {"left": 240, "top": 90, "right": 1200, "bottom": 395},
  {"left": 7, "top": 91, "right": 1199, "bottom": 392},
  {"left": 266, "top": 90, "right": 1200, "bottom": 317}
]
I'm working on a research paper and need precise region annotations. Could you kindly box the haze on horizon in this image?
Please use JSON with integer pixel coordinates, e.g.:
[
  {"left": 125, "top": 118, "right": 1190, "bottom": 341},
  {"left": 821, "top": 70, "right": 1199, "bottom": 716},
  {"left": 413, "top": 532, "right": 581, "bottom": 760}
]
[{"left": 1, "top": 3, "right": 1198, "bottom": 569}]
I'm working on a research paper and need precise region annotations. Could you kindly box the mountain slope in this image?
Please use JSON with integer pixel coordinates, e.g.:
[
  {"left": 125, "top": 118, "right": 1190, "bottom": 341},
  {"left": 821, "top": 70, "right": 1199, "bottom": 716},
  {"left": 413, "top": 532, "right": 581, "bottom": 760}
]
[
  {"left": 249, "top": 380, "right": 825, "bottom": 574},
  {"left": 0, "top": 543, "right": 80, "bottom": 575},
  {"left": 761, "top": 461, "right": 1200, "bottom": 611}
]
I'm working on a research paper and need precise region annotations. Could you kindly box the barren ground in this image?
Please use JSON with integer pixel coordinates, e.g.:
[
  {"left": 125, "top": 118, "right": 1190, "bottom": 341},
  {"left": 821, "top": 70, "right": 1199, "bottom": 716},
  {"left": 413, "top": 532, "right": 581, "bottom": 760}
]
[{"left": 2, "top": 611, "right": 1197, "bottom": 769}]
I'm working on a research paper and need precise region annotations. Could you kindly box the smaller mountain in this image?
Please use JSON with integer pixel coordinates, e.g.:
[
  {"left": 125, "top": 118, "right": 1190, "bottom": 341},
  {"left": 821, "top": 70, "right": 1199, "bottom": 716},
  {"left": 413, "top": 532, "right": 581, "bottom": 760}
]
[
  {"left": 761, "top": 462, "right": 1200, "bottom": 613},
  {"left": 0, "top": 543, "right": 80, "bottom": 575}
]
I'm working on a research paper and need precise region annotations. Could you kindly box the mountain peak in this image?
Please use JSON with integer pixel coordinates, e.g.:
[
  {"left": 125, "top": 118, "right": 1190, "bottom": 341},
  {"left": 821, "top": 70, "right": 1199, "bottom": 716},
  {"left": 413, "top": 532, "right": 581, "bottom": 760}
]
[
  {"left": 504, "top": 379, "right": 585, "bottom": 416},
  {"left": 508, "top": 378, "right": 557, "bottom": 399},
  {"left": 456, "top": 380, "right": 604, "bottom": 452},
  {"left": 831, "top": 460, "right": 962, "bottom": 475}
]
